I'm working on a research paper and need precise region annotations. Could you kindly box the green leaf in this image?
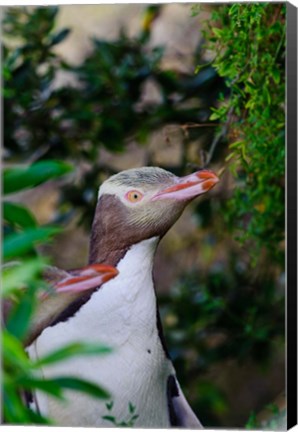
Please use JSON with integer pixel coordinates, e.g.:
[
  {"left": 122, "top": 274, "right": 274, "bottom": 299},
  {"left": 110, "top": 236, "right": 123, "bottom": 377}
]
[
  {"left": 26, "top": 409, "right": 53, "bottom": 425},
  {"left": 229, "top": 140, "right": 245, "bottom": 149},
  {"left": 51, "top": 377, "right": 110, "bottom": 399},
  {"left": 33, "top": 343, "right": 112, "bottom": 368},
  {"left": 8, "top": 353, "right": 110, "bottom": 404},
  {"left": 106, "top": 401, "right": 114, "bottom": 411},
  {"left": 3, "top": 227, "right": 60, "bottom": 260},
  {"left": 3, "top": 160, "right": 73, "bottom": 195},
  {"left": 245, "top": 411, "right": 258, "bottom": 429},
  {"left": 209, "top": 112, "right": 220, "bottom": 121},
  {"left": 212, "top": 27, "right": 223, "bottom": 38},
  {"left": 49, "top": 28, "right": 70, "bottom": 46},
  {"left": 3, "top": 385, "right": 33, "bottom": 423},
  {"left": 16, "top": 377, "right": 65, "bottom": 399},
  {"left": 225, "top": 151, "right": 237, "bottom": 162},
  {"left": 129, "top": 402, "right": 135, "bottom": 414},
  {"left": 2, "top": 258, "right": 46, "bottom": 296},
  {"left": 102, "top": 415, "right": 116, "bottom": 423},
  {"left": 229, "top": 4, "right": 239, "bottom": 15},
  {"left": 6, "top": 283, "right": 37, "bottom": 340},
  {"left": 2, "top": 331, "right": 31, "bottom": 371},
  {"left": 4, "top": 202, "right": 37, "bottom": 228},
  {"left": 271, "top": 67, "right": 280, "bottom": 84},
  {"left": 194, "top": 64, "right": 207, "bottom": 74}
]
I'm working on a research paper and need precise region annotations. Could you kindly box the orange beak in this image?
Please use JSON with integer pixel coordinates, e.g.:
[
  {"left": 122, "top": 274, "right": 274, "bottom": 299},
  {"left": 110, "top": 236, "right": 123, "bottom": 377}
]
[
  {"left": 54, "top": 264, "right": 118, "bottom": 294},
  {"left": 151, "top": 169, "right": 219, "bottom": 201}
]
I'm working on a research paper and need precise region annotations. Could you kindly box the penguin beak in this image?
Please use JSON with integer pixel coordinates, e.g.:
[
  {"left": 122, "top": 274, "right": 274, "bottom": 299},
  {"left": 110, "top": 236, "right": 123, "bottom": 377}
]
[
  {"left": 54, "top": 264, "right": 118, "bottom": 294},
  {"left": 151, "top": 169, "right": 219, "bottom": 201}
]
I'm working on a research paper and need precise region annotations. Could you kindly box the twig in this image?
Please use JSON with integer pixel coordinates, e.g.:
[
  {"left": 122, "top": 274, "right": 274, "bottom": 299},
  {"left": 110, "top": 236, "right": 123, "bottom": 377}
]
[
  {"left": 26, "top": 144, "right": 50, "bottom": 164},
  {"left": 180, "top": 122, "right": 219, "bottom": 130},
  {"left": 204, "top": 104, "right": 235, "bottom": 166},
  {"left": 163, "top": 123, "right": 218, "bottom": 142}
]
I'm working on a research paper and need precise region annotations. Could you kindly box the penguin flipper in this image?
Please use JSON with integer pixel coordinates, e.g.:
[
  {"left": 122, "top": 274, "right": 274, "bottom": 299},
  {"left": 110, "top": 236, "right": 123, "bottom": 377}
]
[{"left": 167, "top": 375, "right": 203, "bottom": 429}]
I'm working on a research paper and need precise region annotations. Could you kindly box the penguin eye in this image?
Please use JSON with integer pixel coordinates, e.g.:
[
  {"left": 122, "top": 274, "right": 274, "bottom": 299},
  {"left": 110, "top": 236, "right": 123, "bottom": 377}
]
[{"left": 125, "top": 190, "right": 144, "bottom": 203}]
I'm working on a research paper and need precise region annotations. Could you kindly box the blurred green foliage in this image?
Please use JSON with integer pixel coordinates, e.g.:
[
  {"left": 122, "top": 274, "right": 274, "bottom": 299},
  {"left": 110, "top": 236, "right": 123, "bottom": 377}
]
[
  {"left": 198, "top": 3, "right": 285, "bottom": 266},
  {"left": 245, "top": 403, "right": 286, "bottom": 430},
  {"left": 3, "top": 5, "right": 225, "bottom": 227},
  {"left": 2, "top": 4, "right": 285, "bottom": 428},
  {"left": 3, "top": 162, "right": 112, "bottom": 424}
]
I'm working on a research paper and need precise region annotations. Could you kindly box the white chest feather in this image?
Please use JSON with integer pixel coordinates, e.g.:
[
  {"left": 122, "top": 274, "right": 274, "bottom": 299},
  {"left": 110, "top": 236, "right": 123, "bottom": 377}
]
[{"left": 29, "top": 237, "right": 175, "bottom": 427}]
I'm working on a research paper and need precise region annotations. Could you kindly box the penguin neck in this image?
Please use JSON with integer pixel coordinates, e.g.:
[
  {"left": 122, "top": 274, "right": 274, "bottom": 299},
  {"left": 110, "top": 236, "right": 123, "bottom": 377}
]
[
  {"left": 88, "top": 196, "right": 136, "bottom": 267},
  {"left": 89, "top": 239, "right": 130, "bottom": 268},
  {"left": 105, "top": 236, "right": 160, "bottom": 322},
  {"left": 66, "top": 237, "right": 162, "bottom": 346}
]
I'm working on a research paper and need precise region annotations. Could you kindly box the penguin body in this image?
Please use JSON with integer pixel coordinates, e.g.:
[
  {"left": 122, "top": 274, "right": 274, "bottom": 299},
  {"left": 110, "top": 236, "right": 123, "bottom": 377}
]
[{"left": 28, "top": 166, "right": 219, "bottom": 427}]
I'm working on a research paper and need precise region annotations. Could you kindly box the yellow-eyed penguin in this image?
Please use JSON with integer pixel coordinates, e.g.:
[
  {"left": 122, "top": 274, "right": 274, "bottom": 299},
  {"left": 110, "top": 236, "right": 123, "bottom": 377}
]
[{"left": 28, "top": 166, "right": 219, "bottom": 428}]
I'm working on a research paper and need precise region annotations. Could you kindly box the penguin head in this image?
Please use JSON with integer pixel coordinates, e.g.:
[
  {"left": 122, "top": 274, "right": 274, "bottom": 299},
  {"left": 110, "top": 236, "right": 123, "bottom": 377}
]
[{"left": 90, "top": 167, "right": 219, "bottom": 264}]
